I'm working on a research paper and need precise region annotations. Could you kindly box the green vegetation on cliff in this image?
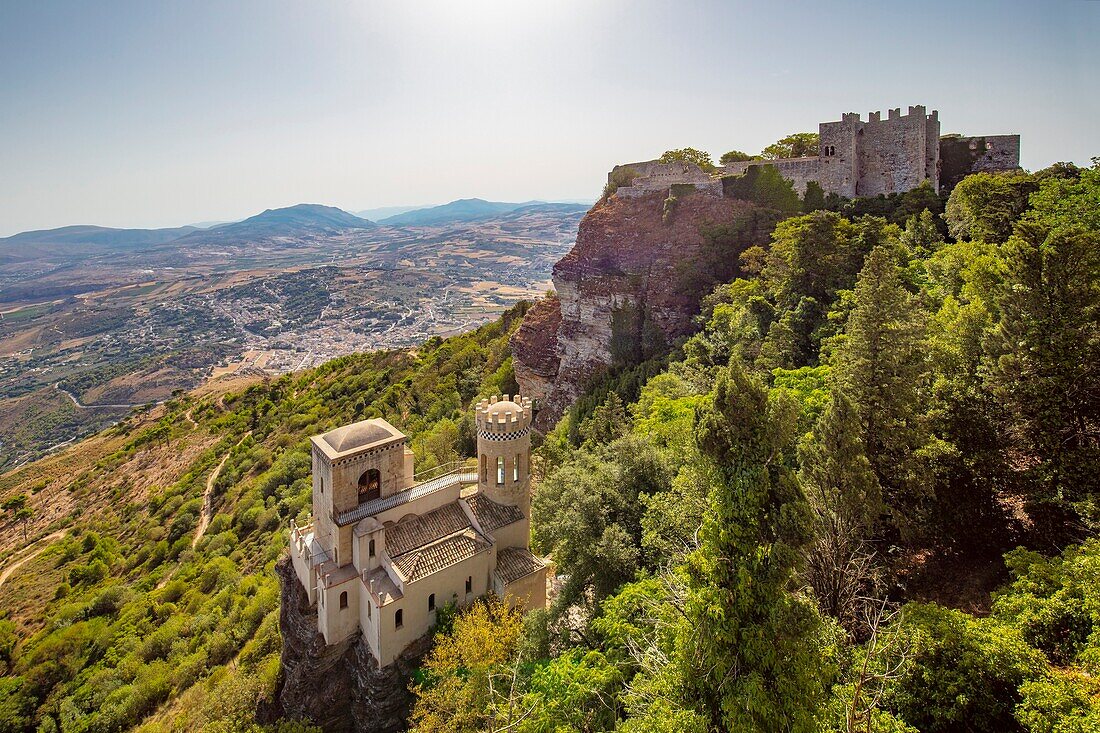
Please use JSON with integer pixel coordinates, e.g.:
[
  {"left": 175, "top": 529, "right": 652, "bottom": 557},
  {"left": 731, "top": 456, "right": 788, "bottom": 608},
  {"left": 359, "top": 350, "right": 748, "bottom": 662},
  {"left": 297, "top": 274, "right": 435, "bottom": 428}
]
[{"left": 413, "top": 162, "right": 1100, "bottom": 733}]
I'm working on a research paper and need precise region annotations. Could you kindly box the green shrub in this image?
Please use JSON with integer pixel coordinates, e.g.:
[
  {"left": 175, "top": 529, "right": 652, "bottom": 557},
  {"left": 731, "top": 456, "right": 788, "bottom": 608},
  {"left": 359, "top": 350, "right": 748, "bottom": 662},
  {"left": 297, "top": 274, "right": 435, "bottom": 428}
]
[{"left": 886, "top": 604, "right": 1046, "bottom": 733}]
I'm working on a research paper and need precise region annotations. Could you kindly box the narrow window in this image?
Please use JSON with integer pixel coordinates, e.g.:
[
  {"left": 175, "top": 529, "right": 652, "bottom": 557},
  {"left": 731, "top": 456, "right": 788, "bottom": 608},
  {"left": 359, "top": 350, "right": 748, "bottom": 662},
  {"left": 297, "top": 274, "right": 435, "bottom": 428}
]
[
  {"left": 513, "top": 454, "right": 520, "bottom": 482},
  {"left": 496, "top": 456, "right": 505, "bottom": 485},
  {"left": 320, "top": 476, "right": 324, "bottom": 494},
  {"left": 369, "top": 539, "right": 376, "bottom": 558},
  {"left": 428, "top": 593, "right": 436, "bottom": 612},
  {"left": 367, "top": 602, "right": 372, "bottom": 619},
  {"left": 465, "top": 576, "right": 472, "bottom": 594},
  {"left": 339, "top": 591, "right": 348, "bottom": 609},
  {"left": 480, "top": 454, "right": 487, "bottom": 482},
  {"left": 395, "top": 609, "right": 403, "bottom": 629}
]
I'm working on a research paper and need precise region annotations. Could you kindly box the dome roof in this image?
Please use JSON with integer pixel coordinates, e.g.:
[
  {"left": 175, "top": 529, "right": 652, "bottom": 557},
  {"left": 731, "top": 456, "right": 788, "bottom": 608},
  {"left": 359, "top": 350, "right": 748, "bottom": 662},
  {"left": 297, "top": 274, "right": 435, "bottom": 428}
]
[
  {"left": 322, "top": 420, "right": 394, "bottom": 452},
  {"left": 486, "top": 400, "right": 522, "bottom": 416}
]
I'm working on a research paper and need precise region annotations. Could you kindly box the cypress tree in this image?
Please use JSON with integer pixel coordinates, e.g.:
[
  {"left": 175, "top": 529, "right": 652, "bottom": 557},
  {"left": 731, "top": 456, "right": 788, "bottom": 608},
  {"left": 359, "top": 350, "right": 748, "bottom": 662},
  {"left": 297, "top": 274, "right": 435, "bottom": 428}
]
[
  {"left": 834, "top": 245, "right": 930, "bottom": 538},
  {"left": 681, "top": 362, "right": 827, "bottom": 732}
]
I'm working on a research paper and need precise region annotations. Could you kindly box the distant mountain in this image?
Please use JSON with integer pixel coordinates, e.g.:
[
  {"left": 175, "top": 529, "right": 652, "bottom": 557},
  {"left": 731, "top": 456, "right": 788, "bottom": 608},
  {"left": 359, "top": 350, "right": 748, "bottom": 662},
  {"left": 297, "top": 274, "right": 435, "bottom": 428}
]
[
  {"left": 0, "top": 224, "right": 199, "bottom": 249},
  {"left": 379, "top": 199, "right": 541, "bottom": 227},
  {"left": 172, "top": 204, "right": 375, "bottom": 245},
  {"left": 0, "top": 224, "right": 202, "bottom": 263},
  {"left": 497, "top": 202, "right": 592, "bottom": 220},
  {"left": 353, "top": 205, "right": 428, "bottom": 221}
]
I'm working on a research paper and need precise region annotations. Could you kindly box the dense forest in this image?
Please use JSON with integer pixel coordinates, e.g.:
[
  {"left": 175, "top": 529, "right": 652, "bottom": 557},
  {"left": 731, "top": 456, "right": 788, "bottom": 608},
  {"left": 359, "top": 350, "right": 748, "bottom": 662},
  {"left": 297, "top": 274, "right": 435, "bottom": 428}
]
[
  {"left": 1, "top": 160, "right": 1098, "bottom": 733},
  {"left": 409, "top": 162, "right": 1100, "bottom": 733}
]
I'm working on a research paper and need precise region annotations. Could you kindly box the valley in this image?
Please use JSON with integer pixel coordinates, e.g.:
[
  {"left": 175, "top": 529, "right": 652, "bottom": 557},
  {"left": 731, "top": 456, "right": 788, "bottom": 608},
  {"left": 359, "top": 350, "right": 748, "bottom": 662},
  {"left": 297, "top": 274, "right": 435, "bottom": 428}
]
[{"left": 0, "top": 202, "right": 586, "bottom": 469}]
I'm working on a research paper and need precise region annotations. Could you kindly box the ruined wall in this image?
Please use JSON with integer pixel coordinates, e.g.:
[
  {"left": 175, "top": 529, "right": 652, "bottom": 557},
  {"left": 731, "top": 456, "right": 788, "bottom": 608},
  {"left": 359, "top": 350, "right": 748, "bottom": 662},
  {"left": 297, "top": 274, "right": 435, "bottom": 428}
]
[
  {"left": 720, "top": 157, "right": 821, "bottom": 195},
  {"left": 939, "top": 134, "right": 1022, "bottom": 189},
  {"left": 853, "top": 106, "right": 940, "bottom": 196}
]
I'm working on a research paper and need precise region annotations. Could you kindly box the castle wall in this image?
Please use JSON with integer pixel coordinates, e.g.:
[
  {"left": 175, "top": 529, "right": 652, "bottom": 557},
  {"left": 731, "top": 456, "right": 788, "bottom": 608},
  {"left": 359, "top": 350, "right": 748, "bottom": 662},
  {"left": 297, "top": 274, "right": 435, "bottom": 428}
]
[
  {"left": 939, "top": 134, "right": 1022, "bottom": 188},
  {"left": 853, "top": 106, "right": 939, "bottom": 196},
  {"left": 499, "top": 566, "right": 547, "bottom": 613},
  {"left": 374, "top": 550, "right": 490, "bottom": 667}
]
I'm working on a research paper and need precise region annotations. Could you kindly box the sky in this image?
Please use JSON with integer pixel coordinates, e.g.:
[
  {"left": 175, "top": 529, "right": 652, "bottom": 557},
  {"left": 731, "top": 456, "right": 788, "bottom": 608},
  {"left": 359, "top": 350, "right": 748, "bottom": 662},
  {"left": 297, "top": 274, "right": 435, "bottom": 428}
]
[{"left": 0, "top": 0, "right": 1097, "bottom": 236}]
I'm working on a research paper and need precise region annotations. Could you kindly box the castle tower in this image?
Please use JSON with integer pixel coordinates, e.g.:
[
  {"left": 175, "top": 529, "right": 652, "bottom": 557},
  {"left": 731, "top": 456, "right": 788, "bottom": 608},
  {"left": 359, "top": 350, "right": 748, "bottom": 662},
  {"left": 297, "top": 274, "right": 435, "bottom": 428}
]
[{"left": 475, "top": 395, "right": 533, "bottom": 517}]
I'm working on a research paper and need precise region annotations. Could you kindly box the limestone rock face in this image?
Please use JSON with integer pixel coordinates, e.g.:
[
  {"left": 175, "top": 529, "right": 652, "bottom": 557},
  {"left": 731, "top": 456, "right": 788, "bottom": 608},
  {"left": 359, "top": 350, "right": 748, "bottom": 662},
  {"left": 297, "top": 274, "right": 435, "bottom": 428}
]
[
  {"left": 509, "top": 293, "right": 562, "bottom": 407},
  {"left": 261, "top": 557, "right": 429, "bottom": 733},
  {"left": 513, "top": 191, "right": 763, "bottom": 430}
]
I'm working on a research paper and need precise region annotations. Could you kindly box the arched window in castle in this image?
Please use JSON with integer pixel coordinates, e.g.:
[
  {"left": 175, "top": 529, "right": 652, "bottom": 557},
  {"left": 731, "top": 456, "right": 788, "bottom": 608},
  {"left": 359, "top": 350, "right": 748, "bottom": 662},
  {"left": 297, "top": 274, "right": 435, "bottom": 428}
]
[
  {"left": 395, "top": 609, "right": 403, "bottom": 629},
  {"left": 428, "top": 593, "right": 436, "bottom": 612},
  {"left": 480, "top": 454, "right": 487, "bottom": 483},
  {"left": 513, "top": 454, "right": 520, "bottom": 482},
  {"left": 496, "top": 456, "right": 505, "bottom": 485},
  {"left": 369, "top": 539, "right": 376, "bottom": 558},
  {"left": 358, "top": 468, "right": 381, "bottom": 503},
  {"left": 339, "top": 591, "right": 348, "bottom": 610}
]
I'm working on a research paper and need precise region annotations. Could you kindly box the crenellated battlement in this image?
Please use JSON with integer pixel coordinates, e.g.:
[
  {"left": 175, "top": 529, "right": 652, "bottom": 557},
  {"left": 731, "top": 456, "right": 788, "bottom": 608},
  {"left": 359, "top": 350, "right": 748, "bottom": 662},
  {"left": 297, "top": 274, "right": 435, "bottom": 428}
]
[{"left": 475, "top": 394, "right": 533, "bottom": 435}]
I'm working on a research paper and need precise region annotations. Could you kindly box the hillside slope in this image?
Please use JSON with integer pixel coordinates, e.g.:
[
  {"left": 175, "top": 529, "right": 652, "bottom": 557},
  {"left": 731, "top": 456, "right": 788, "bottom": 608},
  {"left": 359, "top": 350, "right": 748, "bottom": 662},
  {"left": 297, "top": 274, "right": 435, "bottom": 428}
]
[{"left": 0, "top": 302, "right": 529, "bottom": 732}]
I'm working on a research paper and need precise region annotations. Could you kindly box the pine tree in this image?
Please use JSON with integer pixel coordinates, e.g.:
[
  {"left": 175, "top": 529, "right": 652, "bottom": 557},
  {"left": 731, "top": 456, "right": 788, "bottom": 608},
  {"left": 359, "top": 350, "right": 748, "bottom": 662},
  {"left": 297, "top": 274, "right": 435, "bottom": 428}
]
[
  {"left": 834, "top": 245, "right": 930, "bottom": 538},
  {"left": 681, "top": 362, "right": 827, "bottom": 732}
]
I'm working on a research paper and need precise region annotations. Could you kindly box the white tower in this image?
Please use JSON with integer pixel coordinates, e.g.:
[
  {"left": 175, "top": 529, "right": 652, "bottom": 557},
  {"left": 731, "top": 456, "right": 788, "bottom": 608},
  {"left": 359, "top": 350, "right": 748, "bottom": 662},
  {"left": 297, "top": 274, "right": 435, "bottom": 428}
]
[{"left": 475, "top": 395, "right": 533, "bottom": 522}]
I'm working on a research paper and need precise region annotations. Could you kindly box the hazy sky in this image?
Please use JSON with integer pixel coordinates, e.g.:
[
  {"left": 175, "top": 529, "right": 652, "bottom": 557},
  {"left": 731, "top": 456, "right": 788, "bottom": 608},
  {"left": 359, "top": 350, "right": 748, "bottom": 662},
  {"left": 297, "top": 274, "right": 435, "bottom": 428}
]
[{"left": 1, "top": 0, "right": 1096, "bottom": 236}]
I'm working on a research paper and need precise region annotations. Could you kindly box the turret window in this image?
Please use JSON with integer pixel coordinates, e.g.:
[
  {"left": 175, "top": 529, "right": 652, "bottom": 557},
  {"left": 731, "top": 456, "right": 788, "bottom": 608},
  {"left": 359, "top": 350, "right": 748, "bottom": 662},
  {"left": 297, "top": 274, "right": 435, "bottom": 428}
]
[
  {"left": 466, "top": 576, "right": 472, "bottom": 594},
  {"left": 513, "top": 454, "right": 520, "bottom": 482},
  {"left": 339, "top": 591, "right": 348, "bottom": 609},
  {"left": 369, "top": 539, "right": 376, "bottom": 558},
  {"left": 395, "top": 609, "right": 403, "bottom": 629},
  {"left": 496, "top": 457, "right": 505, "bottom": 485},
  {"left": 428, "top": 593, "right": 436, "bottom": 612}
]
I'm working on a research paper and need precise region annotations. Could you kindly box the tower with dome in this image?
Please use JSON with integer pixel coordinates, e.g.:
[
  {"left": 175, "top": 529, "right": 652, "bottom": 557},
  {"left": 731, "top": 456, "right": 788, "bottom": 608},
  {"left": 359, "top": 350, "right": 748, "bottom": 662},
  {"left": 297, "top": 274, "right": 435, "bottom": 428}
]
[{"left": 287, "top": 395, "right": 546, "bottom": 666}]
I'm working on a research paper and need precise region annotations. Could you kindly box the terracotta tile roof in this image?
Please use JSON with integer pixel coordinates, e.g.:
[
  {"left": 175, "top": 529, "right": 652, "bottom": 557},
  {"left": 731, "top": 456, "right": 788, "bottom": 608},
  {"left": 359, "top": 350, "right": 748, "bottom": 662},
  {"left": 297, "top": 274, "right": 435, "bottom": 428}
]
[
  {"left": 465, "top": 493, "right": 525, "bottom": 532},
  {"left": 496, "top": 547, "right": 545, "bottom": 585},
  {"left": 392, "top": 530, "right": 491, "bottom": 582},
  {"left": 386, "top": 502, "right": 471, "bottom": 556}
]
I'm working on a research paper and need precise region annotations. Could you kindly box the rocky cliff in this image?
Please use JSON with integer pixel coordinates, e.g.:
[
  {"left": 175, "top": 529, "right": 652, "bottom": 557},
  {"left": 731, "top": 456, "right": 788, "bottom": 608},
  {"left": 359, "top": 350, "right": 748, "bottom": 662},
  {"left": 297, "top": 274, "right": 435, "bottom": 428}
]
[
  {"left": 260, "top": 557, "right": 430, "bottom": 732},
  {"left": 512, "top": 190, "right": 775, "bottom": 429}
]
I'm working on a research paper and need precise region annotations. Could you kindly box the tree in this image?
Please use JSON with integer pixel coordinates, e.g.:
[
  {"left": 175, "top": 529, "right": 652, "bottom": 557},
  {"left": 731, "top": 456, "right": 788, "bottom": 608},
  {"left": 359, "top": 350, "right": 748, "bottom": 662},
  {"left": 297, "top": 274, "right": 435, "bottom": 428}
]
[
  {"left": 944, "top": 172, "right": 1035, "bottom": 243},
  {"left": 803, "top": 180, "right": 827, "bottom": 212},
  {"left": 762, "top": 132, "right": 820, "bottom": 159},
  {"left": 799, "top": 389, "right": 884, "bottom": 628},
  {"left": 719, "top": 150, "right": 758, "bottom": 164},
  {"left": 988, "top": 220, "right": 1100, "bottom": 510},
  {"left": 833, "top": 246, "right": 930, "bottom": 538},
  {"left": 409, "top": 598, "right": 523, "bottom": 733},
  {"left": 681, "top": 362, "right": 828, "bottom": 732},
  {"left": 658, "top": 148, "right": 716, "bottom": 173},
  {"left": 2, "top": 495, "right": 32, "bottom": 542}
]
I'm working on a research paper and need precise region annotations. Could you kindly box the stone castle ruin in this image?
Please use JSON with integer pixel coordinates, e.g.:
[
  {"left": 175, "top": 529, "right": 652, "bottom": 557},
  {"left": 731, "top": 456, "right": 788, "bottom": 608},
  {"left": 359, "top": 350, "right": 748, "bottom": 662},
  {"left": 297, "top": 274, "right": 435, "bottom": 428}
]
[
  {"left": 613, "top": 105, "right": 1020, "bottom": 199},
  {"left": 287, "top": 396, "right": 546, "bottom": 668}
]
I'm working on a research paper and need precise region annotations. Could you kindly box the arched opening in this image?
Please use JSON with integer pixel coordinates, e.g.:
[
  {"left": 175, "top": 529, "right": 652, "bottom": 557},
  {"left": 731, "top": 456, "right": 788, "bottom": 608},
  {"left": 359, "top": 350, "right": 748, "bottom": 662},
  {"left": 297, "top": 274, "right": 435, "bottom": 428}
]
[
  {"left": 339, "top": 591, "right": 348, "bottom": 609},
  {"left": 358, "top": 468, "right": 381, "bottom": 503},
  {"left": 465, "top": 576, "right": 472, "bottom": 594},
  {"left": 395, "top": 609, "right": 403, "bottom": 629},
  {"left": 496, "top": 456, "right": 505, "bottom": 485},
  {"left": 428, "top": 593, "right": 436, "bottom": 612},
  {"left": 369, "top": 539, "right": 376, "bottom": 558}
]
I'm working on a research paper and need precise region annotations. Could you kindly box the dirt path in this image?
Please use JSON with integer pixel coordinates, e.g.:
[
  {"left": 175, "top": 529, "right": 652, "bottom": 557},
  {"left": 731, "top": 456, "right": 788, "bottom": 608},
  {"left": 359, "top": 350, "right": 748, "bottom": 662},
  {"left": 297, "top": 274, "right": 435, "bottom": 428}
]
[
  {"left": 0, "top": 529, "right": 67, "bottom": 591},
  {"left": 192, "top": 432, "right": 250, "bottom": 548},
  {"left": 183, "top": 408, "right": 198, "bottom": 429}
]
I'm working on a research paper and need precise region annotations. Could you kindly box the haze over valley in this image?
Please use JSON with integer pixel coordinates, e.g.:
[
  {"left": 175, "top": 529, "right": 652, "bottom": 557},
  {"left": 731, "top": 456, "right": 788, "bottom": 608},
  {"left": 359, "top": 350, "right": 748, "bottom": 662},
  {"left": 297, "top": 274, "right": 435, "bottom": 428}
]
[{"left": 0, "top": 199, "right": 587, "bottom": 468}]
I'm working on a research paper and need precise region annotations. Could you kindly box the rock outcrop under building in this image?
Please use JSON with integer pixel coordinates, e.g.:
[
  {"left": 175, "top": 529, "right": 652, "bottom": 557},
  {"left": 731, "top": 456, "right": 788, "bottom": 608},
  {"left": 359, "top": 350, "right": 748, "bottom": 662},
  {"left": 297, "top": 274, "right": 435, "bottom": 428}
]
[{"left": 260, "top": 557, "right": 430, "bottom": 732}]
